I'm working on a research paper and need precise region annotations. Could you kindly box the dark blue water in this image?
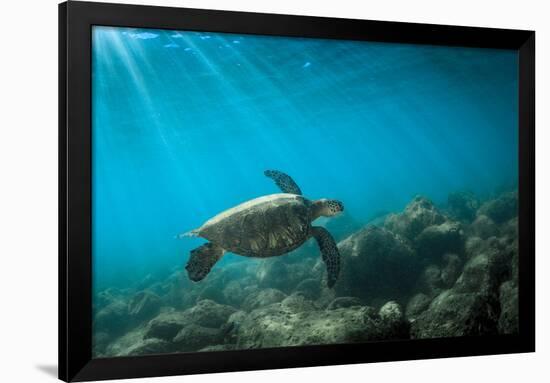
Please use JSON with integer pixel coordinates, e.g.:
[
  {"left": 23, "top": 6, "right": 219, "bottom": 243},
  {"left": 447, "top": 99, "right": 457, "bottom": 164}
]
[{"left": 91, "top": 26, "right": 517, "bottom": 294}]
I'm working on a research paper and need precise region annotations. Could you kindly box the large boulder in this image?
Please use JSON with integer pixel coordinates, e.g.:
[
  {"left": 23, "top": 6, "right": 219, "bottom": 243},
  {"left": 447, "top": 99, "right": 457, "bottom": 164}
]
[
  {"left": 236, "top": 301, "right": 408, "bottom": 349},
  {"left": 184, "top": 299, "right": 237, "bottom": 328},
  {"left": 453, "top": 245, "right": 510, "bottom": 297},
  {"left": 415, "top": 221, "right": 464, "bottom": 261},
  {"left": 384, "top": 196, "right": 446, "bottom": 240},
  {"left": 411, "top": 235, "right": 513, "bottom": 339},
  {"left": 410, "top": 290, "right": 499, "bottom": 338},
  {"left": 335, "top": 226, "right": 419, "bottom": 303},
  {"left": 144, "top": 300, "right": 236, "bottom": 341}
]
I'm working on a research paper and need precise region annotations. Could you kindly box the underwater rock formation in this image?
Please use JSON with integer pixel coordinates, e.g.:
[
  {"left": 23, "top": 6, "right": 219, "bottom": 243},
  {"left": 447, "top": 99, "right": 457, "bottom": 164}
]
[
  {"left": 235, "top": 300, "right": 408, "bottom": 349},
  {"left": 335, "top": 226, "right": 418, "bottom": 304},
  {"left": 415, "top": 221, "right": 464, "bottom": 261},
  {"left": 410, "top": 290, "right": 500, "bottom": 338},
  {"left": 92, "top": 190, "right": 519, "bottom": 357},
  {"left": 384, "top": 196, "right": 446, "bottom": 240}
]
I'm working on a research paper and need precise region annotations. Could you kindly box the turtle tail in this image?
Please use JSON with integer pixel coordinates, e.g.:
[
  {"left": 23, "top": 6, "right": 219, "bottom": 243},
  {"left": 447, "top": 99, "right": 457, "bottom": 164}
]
[{"left": 175, "top": 229, "right": 200, "bottom": 239}]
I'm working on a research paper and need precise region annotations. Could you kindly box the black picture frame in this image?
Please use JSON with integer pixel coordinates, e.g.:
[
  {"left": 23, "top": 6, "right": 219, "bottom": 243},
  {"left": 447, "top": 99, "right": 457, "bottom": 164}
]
[{"left": 59, "top": 1, "right": 535, "bottom": 381}]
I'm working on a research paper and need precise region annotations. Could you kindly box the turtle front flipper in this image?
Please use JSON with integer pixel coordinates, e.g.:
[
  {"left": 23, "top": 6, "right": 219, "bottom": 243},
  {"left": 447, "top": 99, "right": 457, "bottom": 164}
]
[
  {"left": 311, "top": 226, "right": 340, "bottom": 288},
  {"left": 264, "top": 170, "right": 302, "bottom": 195},
  {"left": 185, "top": 243, "right": 225, "bottom": 282}
]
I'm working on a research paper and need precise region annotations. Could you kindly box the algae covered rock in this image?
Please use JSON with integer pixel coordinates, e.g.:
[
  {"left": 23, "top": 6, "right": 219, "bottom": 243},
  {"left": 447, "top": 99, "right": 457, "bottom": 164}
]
[
  {"left": 405, "top": 293, "right": 431, "bottom": 321},
  {"left": 415, "top": 221, "right": 464, "bottom": 261},
  {"left": 335, "top": 226, "right": 419, "bottom": 303},
  {"left": 384, "top": 196, "right": 446, "bottom": 240},
  {"left": 144, "top": 310, "right": 190, "bottom": 341},
  {"left": 236, "top": 302, "right": 407, "bottom": 349},
  {"left": 280, "top": 293, "right": 317, "bottom": 313},
  {"left": 185, "top": 299, "right": 237, "bottom": 328},
  {"left": 410, "top": 290, "right": 499, "bottom": 338}
]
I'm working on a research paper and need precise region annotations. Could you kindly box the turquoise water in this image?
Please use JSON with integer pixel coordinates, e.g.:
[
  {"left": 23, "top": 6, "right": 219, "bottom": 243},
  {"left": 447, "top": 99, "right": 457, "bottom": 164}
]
[{"left": 91, "top": 26, "right": 518, "bottom": 294}]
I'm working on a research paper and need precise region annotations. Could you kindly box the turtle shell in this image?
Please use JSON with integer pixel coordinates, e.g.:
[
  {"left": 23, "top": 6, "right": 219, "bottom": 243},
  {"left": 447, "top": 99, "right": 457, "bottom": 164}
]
[{"left": 196, "top": 193, "right": 312, "bottom": 257}]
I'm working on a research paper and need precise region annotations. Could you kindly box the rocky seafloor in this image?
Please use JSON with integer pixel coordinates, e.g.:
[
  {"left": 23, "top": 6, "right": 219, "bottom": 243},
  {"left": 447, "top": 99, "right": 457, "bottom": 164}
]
[{"left": 93, "top": 189, "right": 519, "bottom": 357}]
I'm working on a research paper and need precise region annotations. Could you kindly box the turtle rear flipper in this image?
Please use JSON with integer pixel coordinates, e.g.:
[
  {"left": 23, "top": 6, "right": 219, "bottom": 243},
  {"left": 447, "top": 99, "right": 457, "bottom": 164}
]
[
  {"left": 264, "top": 170, "right": 302, "bottom": 195},
  {"left": 311, "top": 226, "right": 340, "bottom": 288},
  {"left": 185, "top": 243, "right": 225, "bottom": 282}
]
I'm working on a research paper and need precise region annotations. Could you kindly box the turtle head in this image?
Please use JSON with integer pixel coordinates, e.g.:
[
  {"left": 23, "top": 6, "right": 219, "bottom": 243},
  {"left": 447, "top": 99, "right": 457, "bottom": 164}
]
[{"left": 312, "top": 199, "right": 344, "bottom": 219}]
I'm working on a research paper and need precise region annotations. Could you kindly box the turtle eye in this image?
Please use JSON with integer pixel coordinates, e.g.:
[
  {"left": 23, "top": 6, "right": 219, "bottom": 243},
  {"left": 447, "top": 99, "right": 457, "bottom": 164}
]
[{"left": 330, "top": 200, "right": 344, "bottom": 213}]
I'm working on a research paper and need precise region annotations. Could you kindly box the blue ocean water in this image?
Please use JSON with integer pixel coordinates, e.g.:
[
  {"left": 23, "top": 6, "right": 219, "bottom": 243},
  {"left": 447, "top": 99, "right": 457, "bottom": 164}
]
[{"left": 91, "top": 26, "right": 518, "bottom": 294}]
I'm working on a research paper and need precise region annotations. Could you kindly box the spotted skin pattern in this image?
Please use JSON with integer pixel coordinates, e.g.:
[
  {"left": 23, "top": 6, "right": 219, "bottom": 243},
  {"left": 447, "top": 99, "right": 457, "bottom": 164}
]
[
  {"left": 311, "top": 226, "right": 341, "bottom": 288},
  {"left": 264, "top": 169, "right": 302, "bottom": 195},
  {"left": 185, "top": 243, "right": 224, "bottom": 281}
]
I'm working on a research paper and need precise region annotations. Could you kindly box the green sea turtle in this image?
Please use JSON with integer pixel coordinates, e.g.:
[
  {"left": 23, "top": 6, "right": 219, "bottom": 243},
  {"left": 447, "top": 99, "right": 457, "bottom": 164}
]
[{"left": 179, "top": 170, "right": 343, "bottom": 287}]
